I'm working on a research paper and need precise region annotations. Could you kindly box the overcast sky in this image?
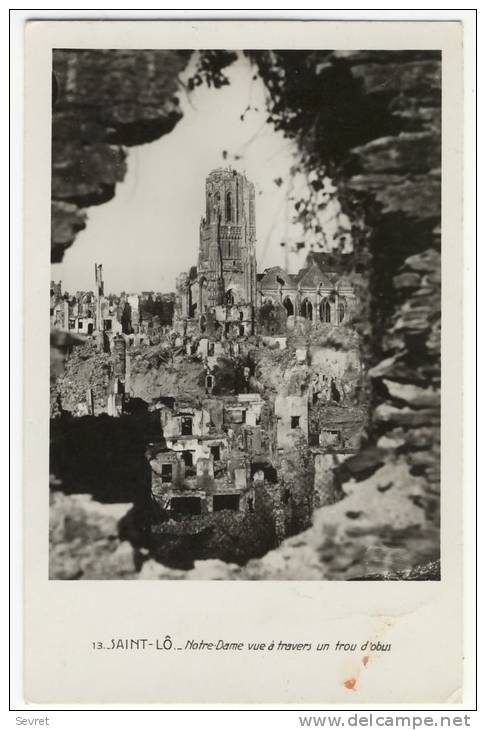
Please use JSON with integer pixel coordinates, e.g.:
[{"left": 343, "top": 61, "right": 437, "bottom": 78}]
[{"left": 52, "top": 54, "right": 343, "bottom": 295}]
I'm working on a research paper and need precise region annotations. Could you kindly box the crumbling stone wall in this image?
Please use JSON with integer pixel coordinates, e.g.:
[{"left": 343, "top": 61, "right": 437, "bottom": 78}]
[{"left": 51, "top": 49, "right": 190, "bottom": 261}]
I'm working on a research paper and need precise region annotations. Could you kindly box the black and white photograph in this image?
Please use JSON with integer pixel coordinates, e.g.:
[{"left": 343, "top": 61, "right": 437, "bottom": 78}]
[
  {"left": 15, "top": 14, "right": 471, "bottom": 707},
  {"left": 48, "top": 47, "right": 443, "bottom": 582}
]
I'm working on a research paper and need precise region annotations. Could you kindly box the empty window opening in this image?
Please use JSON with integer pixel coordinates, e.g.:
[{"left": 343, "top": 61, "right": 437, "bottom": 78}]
[
  {"left": 238, "top": 325, "right": 245, "bottom": 337},
  {"left": 283, "top": 297, "right": 294, "bottom": 317},
  {"left": 103, "top": 319, "right": 112, "bottom": 331},
  {"left": 320, "top": 299, "right": 332, "bottom": 323},
  {"left": 291, "top": 416, "right": 300, "bottom": 429},
  {"left": 300, "top": 299, "right": 313, "bottom": 320},
  {"left": 161, "top": 464, "right": 172, "bottom": 483},
  {"left": 213, "top": 494, "right": 239, "bottom": 512},
  {"left": 250, "top": 463, "right": 278, "bottom": 483},
  {"left": 171, "top": 496, "right": 201, "bottom": 515},
  {"left": 339, "top": 299, "right": 346, "bottom": 323},
  {"left": 87, "top": 323, "right": 93, "bottom": 335},
  {"left": 206, "top": 375, "right": 213, "bottom": 390},
  {"left": 181, "top": 451, "right": 193, "bottom": 467},
  {"left": 239, "top": 311, "right": 244, "bottom": 320},
  {"left": 181, "top": 416, "right": 193, "bottom": 436},
  {"left": 225, "top": 191, "right": 232, "bottom": 222},
  {"left": 330, "top": 380, "right": 341, "bottom": 403},
  {"left": 210, "top": 444, "right": 221, "bottom": 461},
  {"left": 208, "top": 342, "right": 215, "bottom": 355}
]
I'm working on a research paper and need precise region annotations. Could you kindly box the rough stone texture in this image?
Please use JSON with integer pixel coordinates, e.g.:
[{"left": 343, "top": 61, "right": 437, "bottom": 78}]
[
  {"left": 51, "top": 49, "right": 191, "bottom": 261},
  {"left": 51, "top": 339, "right": 112, "bottom": 415},
  {"left": 335, "top": 51, "right": 442, "bottom": 556},
  {"left": 49, "top": 491, "right": 139, "bottom": 579}
]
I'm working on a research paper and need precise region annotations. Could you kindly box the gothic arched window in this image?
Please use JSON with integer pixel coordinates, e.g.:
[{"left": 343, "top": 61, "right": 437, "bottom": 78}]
[
  {"left": 338, "top": 298, "right": 346, "bottom": 323},
  {"left": 300, "top": 298, "right": 313, "bottom": 320},
  {"left": 225, "top": 192, "right": 232, "bottom": 222},
  {"left": 283, "top": 297, "right": 294, "bottom": 317},
  {"left": 320, "top": 299, "right": 331, "bottom": 323}
]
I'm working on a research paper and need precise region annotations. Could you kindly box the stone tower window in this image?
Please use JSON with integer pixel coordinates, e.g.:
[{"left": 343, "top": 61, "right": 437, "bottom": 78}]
[{"left": 225, "top": 192, "right": 232, "bottom": 222}]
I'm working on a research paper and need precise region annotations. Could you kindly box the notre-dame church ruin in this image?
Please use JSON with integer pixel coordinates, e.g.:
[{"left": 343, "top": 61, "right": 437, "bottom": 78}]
[{"left": 175, "top": 167, "right": 357, "bottom": 335}]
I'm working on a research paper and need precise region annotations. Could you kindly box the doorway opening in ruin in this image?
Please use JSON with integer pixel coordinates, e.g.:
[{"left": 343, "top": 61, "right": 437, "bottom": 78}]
[
  {"left": 181, "top": 416, "right": 193, "bottom": 435},
  {"left": 170, "top": 496, "right": 202, "bottom": 515},
  {"left": 291, "top": 415, "right": 300, "bottom": 429},
  {"left": 320, "top": 299, "right": 332, "bottom": 323},
  {"left": 211, "top": 444, "right": 221, "bottom": 461},
  {"left": 225, "top": 289, "right": 235, "bottom": 305},
  {"left": 213, "top": 494, "right": 240, "bottom": 512},
  {"left": 283, "top": 297, "right": 294, "bottom": 317},
  {"left": 300, "top": 299, "right": 313, "bottom": 320},
  {"left": 87, "top": 323, "right": 93, "bottom": 335}
]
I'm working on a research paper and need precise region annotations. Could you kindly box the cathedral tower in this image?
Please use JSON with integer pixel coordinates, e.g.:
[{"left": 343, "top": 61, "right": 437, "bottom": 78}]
[{"left": 197, "top": 168, "right": 257, "bottom": 311}]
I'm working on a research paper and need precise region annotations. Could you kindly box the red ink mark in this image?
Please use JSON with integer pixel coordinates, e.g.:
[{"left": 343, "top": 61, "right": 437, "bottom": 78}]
[
  {"left": 343, "top": 677, "right": 357, "bottom": 690},
  {"left": 362, "top": 656, "right": 369, "bottom": 667}
]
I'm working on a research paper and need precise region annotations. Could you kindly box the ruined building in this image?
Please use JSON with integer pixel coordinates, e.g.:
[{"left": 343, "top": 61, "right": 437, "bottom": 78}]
[
  {"left": 179, "top": 168, "right": 257, "bottom": 317},
  {"left": 51, "top": 169, "right": 364, "bottom": 564},
  {"left": 175, "top": 168, "right": 358, "bottom": 335},
  {"left": 146, "top": 169, "right": 363, "bottom": 546}
]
